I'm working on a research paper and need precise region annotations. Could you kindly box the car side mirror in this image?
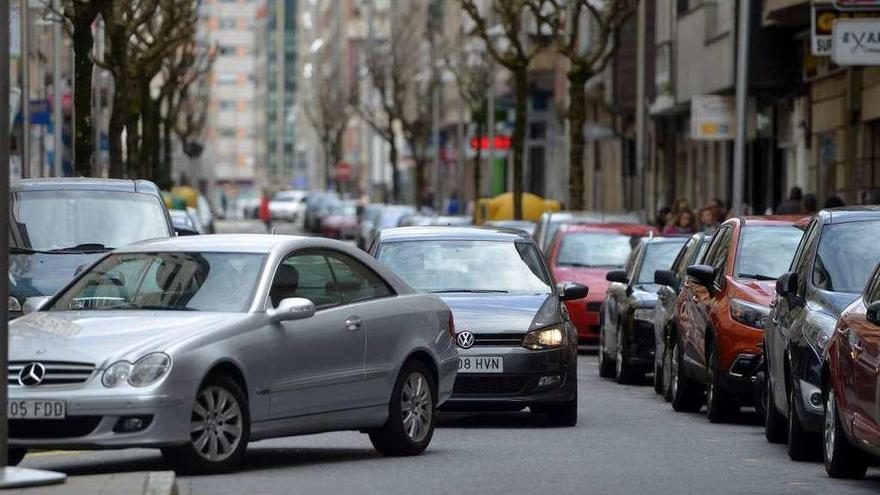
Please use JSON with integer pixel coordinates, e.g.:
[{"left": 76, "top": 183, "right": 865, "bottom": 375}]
[
  {"left": 267, "top": 297, "right": 316, "bottom": 323},
  {"left": 686, "top": 264, "right": 716, "bottom": 293},
  {"left": 606, "top": 270, "right": 628, "bottom": 284},
  {"left": 654, "top": 269, "right": 676, "bottom": 287},
  {"left": 776, "top": 271, "right": 798, "bottom": 297},
  {"left": 867, "top": 301, "right": 880, "bottom": 326},
  {"left": 558, "top": 282, "right": 589, "bottom": 301},
  {"left": 174, "top": 226, "right": 199, "bottom": 236},
  {"left": 23, "top": 296, "right": 51, "bottom": 314}
]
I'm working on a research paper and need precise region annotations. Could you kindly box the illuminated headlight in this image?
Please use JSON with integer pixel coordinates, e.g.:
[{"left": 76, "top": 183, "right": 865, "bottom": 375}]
[
  {"left": 102, "top": 353, "right": 171, "bottom": 388},
  {"left": 729, "top": 298, "right": 770, "bottom": 329},
  {"left": 634, "top": 308, "right": 654, "bottom": 323},
  {"left": 522, "top": 326, "right": 564, "bottom": 350}
]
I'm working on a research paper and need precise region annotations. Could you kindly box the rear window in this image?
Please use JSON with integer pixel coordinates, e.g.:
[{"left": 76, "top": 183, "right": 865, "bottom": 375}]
[{"left": 734, "top": 225, "right": 804, "bottom": 281}]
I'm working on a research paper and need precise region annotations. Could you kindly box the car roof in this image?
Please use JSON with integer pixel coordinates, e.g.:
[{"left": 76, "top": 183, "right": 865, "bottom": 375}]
[
  {"left": 818, "top": 205, "right": 880, "bottom": 224},
  {"left": 377, "top": 226, "right": 534, "bottom": 243},
  {"left": 115, "top": 234, "right": 342, "bottom": 254},
  {"left": 735, "top": 215, "right": 806, "bottom": 227},
  {"left": 12, "top": 178, "right": 161, "bottom": 196},
  {"left": 557, "top": 223, "right": 656, "bottom": 235},
  {"left": 640, "top": 235, "right": 689, "bottom": 246}
]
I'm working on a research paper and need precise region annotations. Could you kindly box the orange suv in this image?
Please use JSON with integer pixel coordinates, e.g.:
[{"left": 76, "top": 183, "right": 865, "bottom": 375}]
[{"left": 668, "top": 216, "right": 804, "bottom": 422}]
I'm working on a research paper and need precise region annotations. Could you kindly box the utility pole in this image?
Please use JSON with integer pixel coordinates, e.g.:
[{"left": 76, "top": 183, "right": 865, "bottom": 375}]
[
  {"left": 19, "top": 0, "right": 27, "bottom": 177},
  {"left": 275, "top": 0, "right": 285, "bottom": 187},
  {"left": 732, "top": 0, "right": 750, "bottom": 216},
  {"left": 635, "top": 0, "right": 647, "bottom": 220},
  {"left": 51, "top": 0, "right": 61, "bottom": 177},
  {"left": 430, "top": 1, "right": 440, "bottom": 211},
  {"left": 456, "top": 18, "right": 465, "bottom": 207}
]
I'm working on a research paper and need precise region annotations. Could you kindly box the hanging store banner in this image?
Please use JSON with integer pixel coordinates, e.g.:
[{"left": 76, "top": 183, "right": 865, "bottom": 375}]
[
  {"left": 812, "top": 5, "right": 880, "bottom": 56},
  {"left": 831, "top": 19, "right": 880, "bottom": 65}
]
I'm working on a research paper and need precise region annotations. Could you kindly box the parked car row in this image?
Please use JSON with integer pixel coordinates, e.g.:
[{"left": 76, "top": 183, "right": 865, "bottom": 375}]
[{"left": 596, "top": 207, "right": 880, "bottom": 480}]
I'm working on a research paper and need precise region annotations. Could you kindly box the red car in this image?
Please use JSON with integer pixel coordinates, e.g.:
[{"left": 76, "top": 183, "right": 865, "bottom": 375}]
[
  {"left": 321, "top": 201, "right": 359, "bottom": 239},
  {"left": 824, "top": 263, "right": 880, "bottom": 479},
  {"left": 547, "top": 223, "right": 658, "bottom": 344}
]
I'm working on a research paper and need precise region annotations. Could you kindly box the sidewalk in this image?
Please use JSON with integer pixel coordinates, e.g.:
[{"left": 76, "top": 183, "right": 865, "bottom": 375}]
[{"left": 7, "top": 471, "right": 177, "bottom": 495}]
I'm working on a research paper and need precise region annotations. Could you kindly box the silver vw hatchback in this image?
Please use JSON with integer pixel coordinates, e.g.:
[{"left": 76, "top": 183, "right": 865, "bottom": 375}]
[{"left": 7, "top": 235, "right": 457, "bottom": 473}]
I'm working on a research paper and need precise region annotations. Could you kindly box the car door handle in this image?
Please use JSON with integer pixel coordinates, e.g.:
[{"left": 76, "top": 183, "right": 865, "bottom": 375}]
[{"left": 345, "top": 316, "right": 363, "bottom": 331}]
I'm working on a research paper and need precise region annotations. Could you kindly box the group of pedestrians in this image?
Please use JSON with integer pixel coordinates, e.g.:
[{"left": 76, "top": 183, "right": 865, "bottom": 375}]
[
  {"left": 775, "top": 186, "right": 844, "bottom": 216},
  {"left": 657, "top": 198, "right": 726, "bottom": 235}
]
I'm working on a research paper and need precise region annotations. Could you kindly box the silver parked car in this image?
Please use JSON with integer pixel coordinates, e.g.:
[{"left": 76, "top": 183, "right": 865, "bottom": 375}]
[{"left": 7, "top": 235, "right": 458, "bottom": 473}]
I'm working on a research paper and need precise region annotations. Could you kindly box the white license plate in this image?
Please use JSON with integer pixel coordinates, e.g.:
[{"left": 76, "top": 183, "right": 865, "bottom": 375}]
[
  {"left": 8, "top": 400, "right": 66, "bottom": 419},
  {"left": 458, "top": 356, "right": 503, "bottom": 373}
]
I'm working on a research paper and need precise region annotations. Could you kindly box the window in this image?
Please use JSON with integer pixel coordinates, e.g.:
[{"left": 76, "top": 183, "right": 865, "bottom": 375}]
[
  {"left": 638, "top": 240, "right": 687, "bottom": 284},
  {"left": 556, "top": 232, "right": 640, "bottom": 268},
  {"left": 702, "top": 226, "right": 732, "bottom": 286},
  {"left": 734, "top": 225, "right": 803, "bottom": 281},
  {"left": 625, "top": 245, "right": 643, "bottom": 282},
  {"left": 270, "top": 253, "right": 340, "bottom": 309},
  {"left": 812, "top": 220, "right": 880, "bottom": 293},
  {"left": 670, "top": 237, "right": 696, "bottom": 277},
  {"left": 325, "top": 252, "right": 393, "bottom": 304}
]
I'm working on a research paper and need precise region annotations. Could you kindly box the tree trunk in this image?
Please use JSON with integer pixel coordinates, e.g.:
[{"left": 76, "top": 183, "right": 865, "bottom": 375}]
[
  {"left": 159, "top": 115, "right": 172, "bottom": 189},
  {"left": 511, "top": 66, "right": 528, "bottom": 220},
  {"left": 567, "top": 69, "right": 589, "bottom": 211},
  {"left": 108, "top": 88, "right": 126, "bottom": 177},
  {"left": 71, "top": 14, "right": 96, "bottom": 176},
  {"left": 473, "top": 120, "right": 483, "bottom": 223},
  {"left": 388, "top": 124, "right": 400, "bottom": 203},
  {"left": 413, "top": 148, "right": 426, "bottom": 208}
]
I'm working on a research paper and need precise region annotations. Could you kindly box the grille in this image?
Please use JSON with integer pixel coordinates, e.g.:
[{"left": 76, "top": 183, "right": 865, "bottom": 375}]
[
  {"left": 8, "top": 361, "right": 96, "bottom": 387},
  {"left": 472, "top": 333, "right": 524, "bottom": 347},
  {"left": 586, "top": 302, "right": 603, "bottom": 312},
  {"left": 10, "top": 416, "right": 102, "bottom": 439},
  {"left": 453, "top": 376, "right": 528, "bottom": 396}
]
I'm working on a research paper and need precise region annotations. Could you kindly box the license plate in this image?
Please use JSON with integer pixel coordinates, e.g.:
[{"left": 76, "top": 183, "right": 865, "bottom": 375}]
[
  {"left": 458, "top": 356, "right": 503, "bottom": 373},
  {"left": 8, "top": 400, "right": 66, "bottom": 420}
]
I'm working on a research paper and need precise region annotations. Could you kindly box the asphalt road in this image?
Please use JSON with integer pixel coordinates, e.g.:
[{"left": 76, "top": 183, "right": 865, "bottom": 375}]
[{"left": 19, "top": 354, "right": 880, "bottom": 495}]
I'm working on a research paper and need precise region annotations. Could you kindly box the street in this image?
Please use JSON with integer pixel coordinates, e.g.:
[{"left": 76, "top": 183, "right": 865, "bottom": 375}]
[{"left": 18, "top": 354, "right": 879, "bottom": 495}]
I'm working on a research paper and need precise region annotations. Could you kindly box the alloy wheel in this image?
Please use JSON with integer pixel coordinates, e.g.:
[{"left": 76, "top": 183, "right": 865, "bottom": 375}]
[
  {"left": 190, "top": 386, "right": 244, "bottom": 462},
  {"left": 824, "top": 389, "right": 836, "bottom": 465},
  {"left": 663, "top": 345, "right": 674, "bottom": 394},
  {"left": 400, "top": 372, "right": 432, "bottom": 443},
  {"left": 671, "top": 344, "right": 680, "bottom": 399}
]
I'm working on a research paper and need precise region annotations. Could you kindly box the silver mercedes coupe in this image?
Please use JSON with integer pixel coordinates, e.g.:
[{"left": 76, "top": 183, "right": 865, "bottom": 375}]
[{"left": 7, "top": 235, "right": 458, "bottom": 473}]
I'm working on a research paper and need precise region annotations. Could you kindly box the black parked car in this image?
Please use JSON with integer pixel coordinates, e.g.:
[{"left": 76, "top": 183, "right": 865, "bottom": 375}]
[
  {"left": 653, "top": 232, "right": 711, "bottom": 398},
  {"left": 371, "top": 226, "right": 587, "bottom": 425},
  {"left": 8, "top": 178, "right": 174, "bottom": 319},
  {"left": 764, "top": 207, "right": 880, "bottom": 461},
  {"left": 599, "top": 236, "right": 687, "bottom": 384}
]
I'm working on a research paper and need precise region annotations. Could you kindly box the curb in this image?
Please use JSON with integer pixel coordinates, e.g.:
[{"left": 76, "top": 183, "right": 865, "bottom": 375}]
[{"left": 143, "top": 471, "right": 178, "bottom": 495}]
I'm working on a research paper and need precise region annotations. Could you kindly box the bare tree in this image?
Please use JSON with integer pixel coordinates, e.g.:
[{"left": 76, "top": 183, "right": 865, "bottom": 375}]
[
  {"left": 460, "top": 0, "right": 552, "bottom": 220},
  {"left": 530, "top": 0, "right": 637, "bottom": 210},
  {"left": 445, "top": 40, "right": 493, "bottom": 221}
]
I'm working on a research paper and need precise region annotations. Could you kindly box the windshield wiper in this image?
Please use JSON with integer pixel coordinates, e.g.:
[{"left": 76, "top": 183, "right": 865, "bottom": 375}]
[
  {"left": 556, "top": 262, "right": 592, "bottom": 267},
  {"left": 737, "top": 273, "right": 777, "bottom": 281},
  {"left": 47, "top": 243, "right": 112, "bottom": 253},
  {"left": 428, "top": 289, "right": 510, "bottom": 294},
  {"left": 10, "top": 246, "right": 42, "bottom": 254},
  {"left": 101, "top": 302, "right": 196, "bottom": 311}
]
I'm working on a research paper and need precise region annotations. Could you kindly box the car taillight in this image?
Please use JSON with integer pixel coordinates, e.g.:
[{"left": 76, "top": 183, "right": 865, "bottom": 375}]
[{"left": 448, "top": 313, "right": 456, "bottom": 338}]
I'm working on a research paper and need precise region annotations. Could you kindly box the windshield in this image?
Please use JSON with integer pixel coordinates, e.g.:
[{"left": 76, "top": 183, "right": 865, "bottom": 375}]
[
  {"left": 813, "top": 221, "right": 880, "bottom": 293},
  {"left": 271, "top": 191, "right": 303, "bottom": 202},
  {"left": 376, "top": 240, "right": 551, "bottom": 294},
  {"left": 556, "top": 232, "right": 639, "bottom": 268},
  {"left": 734, "top": 225, "right": 803, "bottom": 280},
  {"left": 11, "top": 190, "right": 170, "bottom": 251},
  {"left": 638, "top": 241, "right": 687, "bottom": 284},
  {"left": 331, "top": 204, "right": 358, "bottom": 216},
  {"left": 49, "top": 252, "right": 265, "bottom": 312}
]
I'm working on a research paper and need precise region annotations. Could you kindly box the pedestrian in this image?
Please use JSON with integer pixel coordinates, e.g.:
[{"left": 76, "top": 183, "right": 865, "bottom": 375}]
[
  {"left": 698, "top": 207, "right": 719, "bottom": 233},
  {"left": 258, "top": 189, "right": 272, "bottom": 233},
  {"left": 656, "top": 205, "right": 672, "bottom": 230},
  {"left": 801, "top": 193, "right": 818, "bottom": 215},
  {"left": 823, "top": 195, "right": 845, "bottom": 209},
  {"left": 670, "top": 198, "right": 690, "bottom": 216},
  {"left": 708, "top": 197, "right": 728, "bottom": 221},
  {"left": 776, "top": 186, "right": 803, "bottom": 214},
  {"left": 663, "top": 208, "right": 697, "bottom": 235}
]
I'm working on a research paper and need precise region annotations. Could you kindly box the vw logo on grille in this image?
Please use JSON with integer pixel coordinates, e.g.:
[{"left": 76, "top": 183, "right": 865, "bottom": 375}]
[
  {"left": 456, "top": 331, "right": 475, "bottom": 349},
  {"left": 18, "top": 362, "right": 46, "bottom": 387}
]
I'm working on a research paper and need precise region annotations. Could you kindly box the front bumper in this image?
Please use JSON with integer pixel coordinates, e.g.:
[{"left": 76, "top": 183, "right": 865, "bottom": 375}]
[
  {"left": 441, "top": 345, "right": 576, "bottom": 410},
  {"left": 8, "top": 381, "right": 193, "bottom": 450},
  {"left": 566, "top": 300, "right": 601, "bottom": 342},
  {"left": 624, "top": 318, "right": 656, "bottom": 369}
]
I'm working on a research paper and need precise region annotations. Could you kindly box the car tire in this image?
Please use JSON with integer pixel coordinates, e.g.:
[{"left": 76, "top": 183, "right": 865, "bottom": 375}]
[
  {"left": 615, "top": 328, "right": 637, "bottom": 385},
  {"left": 161, "top": 374, "right": 250, "bottom": 475},
  {"left": 662, "top": 342, "right": 675, "bottom": 402},
  {"left": 539, "top": 395, "right": 578, "bottom": 427},
  {"left": 670, "top": 340, "right": 703, "bottom": 413},
  {"left": 653, "top": 354, "right": 664, "bottom": 395},
  {"left": 764, "top": 374, "right": 787, "bottom": 444},
  {"left": 824, "top": 388, "right": 868, "bottom": 479},
  {"left": 369, "top": 360, "right": 436, "bottom": 456},
  {"left": 706, "top": 346, "right": 737, "bottom": 423},
  {"left": 788, "top": 387, "right": 820, "bottom": 462},
  {"left": 8, "top": 448, "right": 26, "bottom": 466},
  {"left": 598, "top": 331, "right": 616, "bottom": 378}
]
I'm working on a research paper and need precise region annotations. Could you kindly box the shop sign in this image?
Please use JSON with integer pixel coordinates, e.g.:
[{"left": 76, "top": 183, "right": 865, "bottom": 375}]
[
  {"left": 691, "top": 96, "right": 736, "bottom": 141},
  {"left": 832, "top": 19, "right": 880, "bottom": 65},
  {"left": 812, "top": 5, "right": 880, "bottom": 56}
]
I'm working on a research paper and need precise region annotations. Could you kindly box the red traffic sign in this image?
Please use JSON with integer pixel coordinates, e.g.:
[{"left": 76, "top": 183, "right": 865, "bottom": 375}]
[{"left": 470, "top": 135, "right": 511, "bottom": 150}]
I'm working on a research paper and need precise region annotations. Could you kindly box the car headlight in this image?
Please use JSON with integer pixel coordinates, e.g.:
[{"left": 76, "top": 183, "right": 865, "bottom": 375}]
[
  {"left": 633, "top": 308, "right": 654, "bottom": 323},
  {"left": 102, "top": 353, "right": 172, "bottom": 388},
  {"left": 522, "top": 325, "right": 564, "bottom": 350},
  {"left": 102, "top": 361, "right": 133, "bottom": 388},
  {"left": 729, "top": 298, "right": 770, "bottom": 329},
  {"left": 129, "top": 353, "right": 172, "bottom": 387}
]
